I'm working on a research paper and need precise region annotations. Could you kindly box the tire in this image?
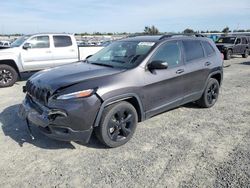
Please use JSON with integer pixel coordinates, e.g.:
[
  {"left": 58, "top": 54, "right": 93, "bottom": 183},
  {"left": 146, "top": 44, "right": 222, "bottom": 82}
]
[
  {"left": 0, "top": 64, "right": 18, "bottom": 87},
  {"left": 242, "top": 49, "right": 249, "bottom": 58},
  {"left": 224, "top": 49, "right": 232, "bottom": 60},
  {"left": 95, "top": 101, "right": 138, "bottom": 148},
  {"left": 197, "top": 78, "right": 220, "bottom": 108}
]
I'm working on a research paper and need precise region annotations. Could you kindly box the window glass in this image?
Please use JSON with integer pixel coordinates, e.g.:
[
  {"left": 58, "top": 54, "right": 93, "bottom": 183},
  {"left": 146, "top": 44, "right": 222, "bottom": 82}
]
[
  {"left": 216, "top": 37, "right": 235, "bottom": 44},
  {"left": 235, "top": 38, "right": 241, "bottom": 44},
  {"left": 151, "top": 42, "right": 181, "bottom": 68},
  {"left": 53, "top": 36, "right": 72, "bottom": 47},
  {"left": 88, "top": 41, "right": 155, "bottom": 69},
  {"left": 202, "top": 41, "right": 215, "bottom": 56},
  {"left": 242, "top": 38, "right": 247, "bottom": 44},
  {"left": 183, "top": 40, "right": 204, "bottom": 62},
  {"left": 28, "top": 36, "right": 50, "bottom": 48}
]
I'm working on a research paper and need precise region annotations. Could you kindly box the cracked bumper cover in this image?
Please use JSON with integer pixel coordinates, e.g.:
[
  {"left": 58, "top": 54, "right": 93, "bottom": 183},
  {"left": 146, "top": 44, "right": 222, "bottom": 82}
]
[{"left": 18, "top": 95, "right": 101, "bottom": 143}]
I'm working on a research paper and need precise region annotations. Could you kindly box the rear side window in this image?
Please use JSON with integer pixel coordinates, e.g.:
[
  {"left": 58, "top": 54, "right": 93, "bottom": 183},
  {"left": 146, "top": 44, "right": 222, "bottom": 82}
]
[
  {"left": 53, "top": 36, "right": 72, "bottom": 47},
  {"left": 202, "top": 41, "right": 215, "bottom": 56},
  {"left": 242, "top": 38, "right": 248, "bottom": 44},
  {"left": 183, "top": 40, "right": 204, "bottom": 62}
]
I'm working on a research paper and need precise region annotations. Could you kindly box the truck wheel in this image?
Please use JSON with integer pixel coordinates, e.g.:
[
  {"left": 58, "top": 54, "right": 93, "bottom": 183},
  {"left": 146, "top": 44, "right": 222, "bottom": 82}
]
[
  {"left": 224, "top": 50, "right": 232, "bottom": 60},
  {"left": 197, "top": 78, "right": 220, "bottom": 108},
  {"left": 242, "top": 49, "right": 249, "bottom": 58},
  {"left": 95, "top": 101, "right": 138, "bottom": 148},
  {"left": 0, "top": 64, "right": 18, "bottom": 87}
]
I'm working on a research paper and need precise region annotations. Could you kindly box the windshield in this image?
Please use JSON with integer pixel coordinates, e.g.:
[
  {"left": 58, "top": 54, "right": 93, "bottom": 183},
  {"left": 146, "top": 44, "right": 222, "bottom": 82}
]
[
  {"left": 87, "top": 41, "right": 155, "bottom": 69},
  {"left": 11, "top": 36, "right": 30, "bottom": 47},
  {"left": 216, "top": 37, "right": 236, "bottom": 44}
]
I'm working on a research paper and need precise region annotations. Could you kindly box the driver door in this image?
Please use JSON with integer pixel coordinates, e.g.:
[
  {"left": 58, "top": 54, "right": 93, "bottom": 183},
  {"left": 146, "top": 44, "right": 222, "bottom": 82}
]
[
  {"left": 143, "top": 41, "right": 186, "bottom": 118},
  {"left": 21, "top": 35, "right": 54, "bottom": 71},
  {"left": 233, "top": 38, "right": 242, "bottom": 54}
]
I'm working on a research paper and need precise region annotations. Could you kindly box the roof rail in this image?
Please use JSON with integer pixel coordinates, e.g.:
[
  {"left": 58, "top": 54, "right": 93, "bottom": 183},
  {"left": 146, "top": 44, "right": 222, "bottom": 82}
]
[{"left": 159, "top": 33, "right": 205, "bottom": 40}]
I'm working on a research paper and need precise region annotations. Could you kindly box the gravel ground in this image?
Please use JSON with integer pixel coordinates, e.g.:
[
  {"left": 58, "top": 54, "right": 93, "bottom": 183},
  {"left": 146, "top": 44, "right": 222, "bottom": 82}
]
[{"left": 0, "top": 57, "right": 250, "bottom": 188}]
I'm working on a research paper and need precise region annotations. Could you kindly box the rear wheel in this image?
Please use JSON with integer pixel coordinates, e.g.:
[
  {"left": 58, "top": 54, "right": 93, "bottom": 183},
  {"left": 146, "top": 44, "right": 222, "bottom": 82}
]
[
  {"left": 95, "top": 101, "right": 138, "bottom": 148},
  {"left": 0, "top": 64, "right": 18, "bottom": 87},
  {"left": 197, "top": 78, "right": 220, "bottom": 108},
  {"left": 224, "top": 49, "right": 232, "bottom": 60},
  {"left": 242, "top": 49, "right": 249, "bottom": 58}
]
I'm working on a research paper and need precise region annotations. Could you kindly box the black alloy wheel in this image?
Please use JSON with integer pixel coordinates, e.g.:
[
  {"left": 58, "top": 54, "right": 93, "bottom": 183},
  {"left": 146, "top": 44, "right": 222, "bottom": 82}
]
[
  {"left": 197, "top": 78, "right": 220, "bottom": 108},
  {"left": 242, "top": 49, "right": 249, "bottom": 58},
  {"left": 108, "top": 109, "right": 133, "bottom": 142},
  {"left": 206, "top": 82, "right": 219, "bottom": 105},
  {"left": 95, "top": 101, "right": 138, "bottom": 148},
  {"left": 225, "top": 50, "right": 232, "bottom": 60}
]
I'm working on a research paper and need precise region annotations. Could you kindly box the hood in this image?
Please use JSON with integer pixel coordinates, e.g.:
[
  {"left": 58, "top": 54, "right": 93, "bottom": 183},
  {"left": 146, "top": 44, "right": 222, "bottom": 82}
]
[
  {"left": 0, "top": 47, "right": 18, "bottom": 55},
  {"left": 29, "top": 62, "right": 125, "bottom": 93},
  {"left": 216, "top": 43, "right": 233, "bottom": 48}
]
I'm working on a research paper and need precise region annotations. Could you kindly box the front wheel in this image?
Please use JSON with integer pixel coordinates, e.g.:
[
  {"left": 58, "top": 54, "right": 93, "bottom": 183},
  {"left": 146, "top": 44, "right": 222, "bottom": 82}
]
[
  {"left": 197, "top": 78, "right": 220, "bottom": 108},
  {"left": 0, "top": 64, "right": 18, "bottom": 87},
  {"left": 224, "top": 50, "right": 232, "bottom": 60},
  {"left": 242, "top": 49, "right": 249, "bottom": 58},
  {"left": 95, "top": 101, "right": 138, "bottom": 148}
]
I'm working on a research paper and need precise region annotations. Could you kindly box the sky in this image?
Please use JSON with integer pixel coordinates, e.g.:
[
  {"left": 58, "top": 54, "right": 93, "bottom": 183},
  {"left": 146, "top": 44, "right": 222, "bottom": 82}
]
[{"left": 0, "top": 0, "right": 250, "bottom": 34}]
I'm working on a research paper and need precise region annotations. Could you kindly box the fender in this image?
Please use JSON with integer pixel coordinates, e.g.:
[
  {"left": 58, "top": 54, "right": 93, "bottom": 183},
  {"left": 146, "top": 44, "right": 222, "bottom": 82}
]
[
  {"left": 93, "top": 93, "right": 145, "bottom": 127},
  {"left": 202, "top": 68, "right": 223, "bottom": 92},
  {"left": 0, "top": 49, "right": 24, "bottom": 72}
]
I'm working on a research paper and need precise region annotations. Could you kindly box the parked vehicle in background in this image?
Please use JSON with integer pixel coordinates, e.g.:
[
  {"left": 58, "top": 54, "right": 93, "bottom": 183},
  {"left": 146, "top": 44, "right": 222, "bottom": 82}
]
[
  {"left": 0, "top": 33, "right": 103, "bottom": 87},
  {"left": 216, "top": 36, "right": 249, "bottom": 60},
  {"left": 0, "top": 41, "right": 11, "bottom": 49},
  {"left": 19, "top": 35, "right": 223, "bottom": 148}
]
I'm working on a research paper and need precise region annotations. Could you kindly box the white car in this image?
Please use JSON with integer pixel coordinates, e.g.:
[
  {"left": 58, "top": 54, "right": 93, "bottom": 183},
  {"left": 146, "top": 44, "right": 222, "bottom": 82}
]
[
  {"left": 0, "top": 33, "right": 103, "bottom": 87},
  {"left": 0, "top": 41, "right": 11, "bottom": 47}
]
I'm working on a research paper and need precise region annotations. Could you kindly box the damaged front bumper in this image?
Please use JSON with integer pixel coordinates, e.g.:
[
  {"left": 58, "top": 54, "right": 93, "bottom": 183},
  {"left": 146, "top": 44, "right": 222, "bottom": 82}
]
[{"left": 18, "top": 96, "right": 94, "bottom": 143}]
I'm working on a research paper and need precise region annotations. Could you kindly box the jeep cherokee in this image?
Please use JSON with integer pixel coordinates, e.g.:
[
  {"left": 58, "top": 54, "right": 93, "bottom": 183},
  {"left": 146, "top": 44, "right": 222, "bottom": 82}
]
[{"left": 19, "top": 35, "right": 223, "bottom": 147}]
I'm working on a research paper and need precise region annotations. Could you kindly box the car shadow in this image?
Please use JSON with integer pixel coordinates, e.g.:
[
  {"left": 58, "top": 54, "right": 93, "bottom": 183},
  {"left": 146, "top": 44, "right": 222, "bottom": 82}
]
[
  {"left": 19, "top": 71, "right": 37, "bottom": 81},
  {"left": 182, "top": 102, "right": 201, "bottom": 109},
  {"left": 0, "top": 104, "right": 76, "bottom": 149},
  {"left": 240, "top": 61, "right": 250, "bottom": 65}
]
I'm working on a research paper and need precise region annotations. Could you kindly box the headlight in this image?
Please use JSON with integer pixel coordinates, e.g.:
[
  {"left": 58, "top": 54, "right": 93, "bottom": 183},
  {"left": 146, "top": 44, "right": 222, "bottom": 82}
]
[{"left": 57, "top": 89, "right": 94, "bottom": 100}]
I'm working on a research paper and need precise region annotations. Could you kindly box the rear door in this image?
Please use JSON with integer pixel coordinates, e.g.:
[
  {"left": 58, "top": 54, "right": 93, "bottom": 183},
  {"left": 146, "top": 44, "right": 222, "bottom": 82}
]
[
  {"left": 51, "top": 35, "right": 78, "bottom": 67},
  {"left": 21, "top": 35, "right": 54, "bottom": 71},
  {"left": 181, "top": 39, "right": 210, "bottom": 103},
  {"left": 143, "top": 41, "right": 186, "bottom": 117}
]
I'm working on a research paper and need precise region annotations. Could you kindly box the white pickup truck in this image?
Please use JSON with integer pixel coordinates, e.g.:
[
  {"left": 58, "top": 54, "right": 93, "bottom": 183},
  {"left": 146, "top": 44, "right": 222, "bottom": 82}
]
[{"left": 0, "top": 33, "right": 103, "bottom": 87}]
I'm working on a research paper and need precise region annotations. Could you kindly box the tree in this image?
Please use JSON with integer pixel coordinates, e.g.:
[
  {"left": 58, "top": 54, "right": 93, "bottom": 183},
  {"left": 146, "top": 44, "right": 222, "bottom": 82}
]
[
  {"left": 183, "top": 28, "right": 195, "bottom": 34},
  {"left": 144, "top": 25, "right": 159, "bottom": 35},
  {"left": 222, "top": 27, "right": 230, "bottom": 33}
]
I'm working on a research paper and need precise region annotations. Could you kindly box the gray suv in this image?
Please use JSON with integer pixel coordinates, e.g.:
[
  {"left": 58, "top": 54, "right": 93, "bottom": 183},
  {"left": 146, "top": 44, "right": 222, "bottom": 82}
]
[{"left": 19, "top": 35, "right": 223, "bottom": 147}]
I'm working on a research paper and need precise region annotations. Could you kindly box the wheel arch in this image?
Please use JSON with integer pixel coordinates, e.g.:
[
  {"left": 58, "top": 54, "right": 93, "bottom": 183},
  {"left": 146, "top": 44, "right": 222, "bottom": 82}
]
[
  {"left": 94, "top": 93, "right": 145, "bottom": 127},
  {"left": 210, "top": 72, "right": 222, "bottom": 85},
  {"left": 0, "top": 59, "right": 20, "bottom": 77}
]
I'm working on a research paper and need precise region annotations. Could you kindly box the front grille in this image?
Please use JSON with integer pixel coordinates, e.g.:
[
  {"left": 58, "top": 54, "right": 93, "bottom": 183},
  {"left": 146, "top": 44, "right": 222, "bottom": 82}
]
[{"left": 26, "top": 80, "right": 50, "bottom": 104}]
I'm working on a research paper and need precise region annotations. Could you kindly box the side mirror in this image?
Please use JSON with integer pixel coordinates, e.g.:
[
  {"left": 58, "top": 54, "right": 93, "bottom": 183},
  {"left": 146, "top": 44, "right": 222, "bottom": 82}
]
[
  {"left": 23, "top": 43, "right": 31, "bottom": 50},
  {"left": 148, "top": 60, "right": 168, "bottom": 70}
]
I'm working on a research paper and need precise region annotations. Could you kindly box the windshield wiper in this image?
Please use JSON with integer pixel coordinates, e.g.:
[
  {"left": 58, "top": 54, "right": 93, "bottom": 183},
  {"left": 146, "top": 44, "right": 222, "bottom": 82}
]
[
  {"left": 90, "top": 62, "right": 114, "bottom": 68},
  {"left": 111, "top": 59, "right": 126, "bottom": 64}
]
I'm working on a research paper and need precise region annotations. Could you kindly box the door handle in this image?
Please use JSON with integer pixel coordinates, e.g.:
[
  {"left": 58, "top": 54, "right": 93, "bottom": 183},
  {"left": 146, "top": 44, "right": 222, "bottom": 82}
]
[
  {"left": 69, "top": 49, "right": 75, "bottom": 52},
  {"left": 205, "top": 62, "right": 211, "bottom": 66},
  {"left": 46, "top": 51, "right": 52, "bottom": 53},
  {"left": 176, "top": 69, "right": 184, "bottom": 74}
]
